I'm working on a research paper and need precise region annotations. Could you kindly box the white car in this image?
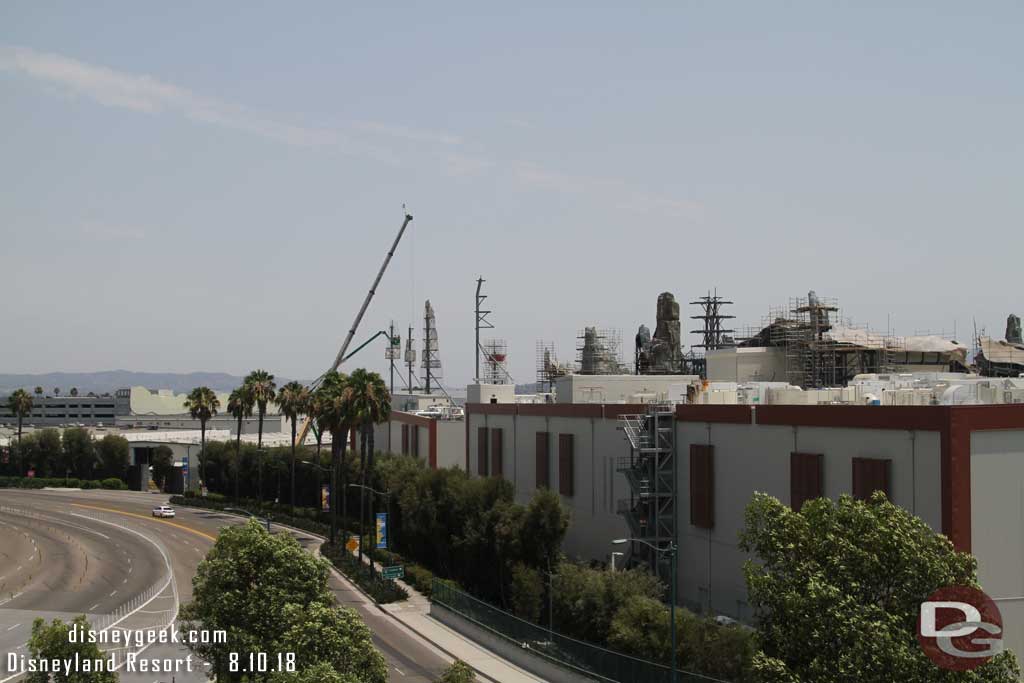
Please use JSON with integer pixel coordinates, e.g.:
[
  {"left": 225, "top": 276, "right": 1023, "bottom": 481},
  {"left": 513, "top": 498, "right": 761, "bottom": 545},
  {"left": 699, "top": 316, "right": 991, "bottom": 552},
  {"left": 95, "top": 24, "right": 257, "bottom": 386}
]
[{"left": 152, "top": 505, "right": 176, "bottom": 518}]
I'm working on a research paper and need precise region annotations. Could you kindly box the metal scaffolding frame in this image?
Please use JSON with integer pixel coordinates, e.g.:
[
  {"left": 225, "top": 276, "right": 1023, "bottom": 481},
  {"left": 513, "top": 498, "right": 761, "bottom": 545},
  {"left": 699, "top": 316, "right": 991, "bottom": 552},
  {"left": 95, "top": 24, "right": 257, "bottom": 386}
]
[{"left": 616, "top": 404, "right": 677, "bottom": 583}]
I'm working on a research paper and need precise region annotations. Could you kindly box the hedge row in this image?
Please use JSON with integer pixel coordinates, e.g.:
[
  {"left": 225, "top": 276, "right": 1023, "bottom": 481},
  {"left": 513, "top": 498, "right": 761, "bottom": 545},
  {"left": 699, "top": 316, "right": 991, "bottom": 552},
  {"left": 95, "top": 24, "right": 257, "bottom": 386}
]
[
  {"left": 0, "top": 476, "right": 126, "bottom": 490},
  {"left": 320, "top": 542, "right": 408, "bottom": 604}
]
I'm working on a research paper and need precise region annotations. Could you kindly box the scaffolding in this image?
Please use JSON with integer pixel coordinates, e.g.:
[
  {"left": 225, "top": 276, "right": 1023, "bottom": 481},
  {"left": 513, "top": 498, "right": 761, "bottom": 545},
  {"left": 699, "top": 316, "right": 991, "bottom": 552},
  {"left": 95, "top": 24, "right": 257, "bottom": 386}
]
[
  {"left": 739, "top": 293, "right": 905, "bottom": 388},
  {"left": 690, "top": 290, "right": 735, "bottom": 350},
  {"left": 422, "top": 300, "right": 443, "bottom": 394},
  {"left": 536, "top": 340, "right": 570, "bottom": 392},
  {"left": 615, "top": 404, "right": 677, "bottom": 584},
  {"left": 576, "top": 328, "right": 625, "bottom": 375},
  {"left": 480, "top": 339, "right": 511, "bottom": 385}
]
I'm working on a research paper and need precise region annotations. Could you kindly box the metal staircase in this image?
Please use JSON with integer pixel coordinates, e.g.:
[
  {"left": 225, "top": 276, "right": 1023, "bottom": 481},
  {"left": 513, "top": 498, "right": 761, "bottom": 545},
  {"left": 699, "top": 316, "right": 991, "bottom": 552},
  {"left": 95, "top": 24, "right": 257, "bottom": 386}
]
[{"left": 616, "top": 403, "right": 677, "bottom": 577}]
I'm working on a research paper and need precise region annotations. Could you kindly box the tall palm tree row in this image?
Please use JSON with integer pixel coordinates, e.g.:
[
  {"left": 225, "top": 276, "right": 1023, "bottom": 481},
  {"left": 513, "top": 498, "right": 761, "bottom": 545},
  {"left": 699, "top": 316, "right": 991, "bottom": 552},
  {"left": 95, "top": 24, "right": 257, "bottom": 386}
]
[
  {"left": 348, "top": 368, "right": 392, "bottom": 562},
  {"left": 244, "top": 369, "right": 277, "bottom": 449},
  {"left": 277, "top": 380, "right": 311, "bottom": 509},
  {"left": 184, "top": 386, "right": 220, "bottom": 489},
  {"left": 6, "top": 389, "right": 33, "bottom": 446},
  {"left": 313, "top": 371, "right": 354, "bottom": 544},
  {"left": 226, "top": 385, "right": 254, "bottom": 501}
]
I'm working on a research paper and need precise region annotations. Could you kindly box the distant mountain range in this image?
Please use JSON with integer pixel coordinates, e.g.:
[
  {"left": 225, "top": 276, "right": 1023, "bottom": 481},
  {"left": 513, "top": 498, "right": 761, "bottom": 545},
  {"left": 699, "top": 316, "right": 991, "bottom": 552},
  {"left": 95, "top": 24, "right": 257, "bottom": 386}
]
[{"left": 0, "top": 371, "right": 290, "bottom": 395}]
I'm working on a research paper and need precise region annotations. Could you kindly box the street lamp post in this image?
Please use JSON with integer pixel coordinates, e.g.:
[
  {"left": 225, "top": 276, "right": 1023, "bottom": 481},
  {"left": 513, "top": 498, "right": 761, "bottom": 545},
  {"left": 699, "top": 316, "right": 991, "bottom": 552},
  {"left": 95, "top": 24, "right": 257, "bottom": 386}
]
[{"left": 613, "top": 538, "right": 678, "bottom": 683}]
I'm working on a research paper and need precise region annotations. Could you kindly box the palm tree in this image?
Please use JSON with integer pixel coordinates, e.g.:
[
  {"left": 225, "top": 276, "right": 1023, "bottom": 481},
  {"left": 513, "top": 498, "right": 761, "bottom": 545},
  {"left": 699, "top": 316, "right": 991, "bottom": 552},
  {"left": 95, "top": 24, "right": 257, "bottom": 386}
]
[
  {"left": 276, "top": 381, "right": 311, "bottom": 510},
  {"left": 183, "top": 386, "right": 220, "bottom": 490},
  {"left": 348, "top": 368, "right": 392, "bottom": 565},
  {"left": 53, "top": 387, "right": 60, "bottom": 397},
  {"left": 314, "top": 371, "right": 353, "bottom": 544},
  {"left": 33, "top": 386, "right": 43, "bottom": 397},
  {"left": 70, "top": 387, "right": 79, "bottom": 397},
  {"left": 227, "top": 386, "right": 253, "bottom": 501},
  {"left": 244, "top": 369, "right": 277, "bottom": 450},
  {"left": 6, "top": 389, "right": 33, "bottom": 446}
]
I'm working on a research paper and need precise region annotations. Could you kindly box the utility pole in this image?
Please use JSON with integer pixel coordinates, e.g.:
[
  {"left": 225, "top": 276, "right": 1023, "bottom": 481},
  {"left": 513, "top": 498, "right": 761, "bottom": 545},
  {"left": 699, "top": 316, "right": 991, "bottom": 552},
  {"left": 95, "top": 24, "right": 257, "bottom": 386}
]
[
  {"left": 405, "top": 324, "right": 416, "bottom": 392},
  {"left": 386, "top": 321, "right": 398, "bottom": 396},
  {"left": 475, "top": 277, "right": 493, "bottom": 382}
]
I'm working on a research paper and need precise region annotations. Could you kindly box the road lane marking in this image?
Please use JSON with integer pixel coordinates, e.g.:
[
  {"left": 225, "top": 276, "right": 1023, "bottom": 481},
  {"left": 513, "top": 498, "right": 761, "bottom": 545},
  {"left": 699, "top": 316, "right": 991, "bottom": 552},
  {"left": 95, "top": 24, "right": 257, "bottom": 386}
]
[
  {"left": 70, "top": 504, "right": 216, "bottom": 541},
  {"left": 109, "top": 590, "right": 117, "bottom": 597},
  {"left": 6, "top": 624, "right": 21, "bottom": 631},
  {"left": 89, "top": 603, "right": 100, "bottom": 610}
]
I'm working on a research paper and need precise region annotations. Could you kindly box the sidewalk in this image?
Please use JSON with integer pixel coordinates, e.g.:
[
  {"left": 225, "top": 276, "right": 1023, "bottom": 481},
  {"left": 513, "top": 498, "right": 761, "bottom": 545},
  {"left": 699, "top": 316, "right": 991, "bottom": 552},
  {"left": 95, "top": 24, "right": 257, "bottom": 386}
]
[{"left": 323, "top": 538, "right": 550, "bottom": 683}]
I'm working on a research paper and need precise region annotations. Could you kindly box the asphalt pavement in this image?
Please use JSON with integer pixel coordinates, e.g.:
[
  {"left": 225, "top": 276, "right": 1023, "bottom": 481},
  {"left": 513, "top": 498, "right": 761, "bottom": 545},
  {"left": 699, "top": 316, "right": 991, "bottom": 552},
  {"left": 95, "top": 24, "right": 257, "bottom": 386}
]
[{"left": 0, "top": 489, "right": 453, "bottom": 683}]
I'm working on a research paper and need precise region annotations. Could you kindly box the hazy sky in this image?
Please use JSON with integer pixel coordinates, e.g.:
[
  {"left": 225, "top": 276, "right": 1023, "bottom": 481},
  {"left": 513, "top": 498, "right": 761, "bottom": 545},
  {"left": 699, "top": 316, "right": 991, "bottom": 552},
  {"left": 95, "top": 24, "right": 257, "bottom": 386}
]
[{"left": 2, "top": 3, "right": 1021, "bottom": 388}]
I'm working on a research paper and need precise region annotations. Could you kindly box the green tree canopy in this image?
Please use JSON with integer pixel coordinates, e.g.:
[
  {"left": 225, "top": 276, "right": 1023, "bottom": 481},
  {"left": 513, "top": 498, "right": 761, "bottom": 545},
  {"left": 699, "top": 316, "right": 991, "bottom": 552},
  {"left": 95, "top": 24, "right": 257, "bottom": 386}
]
[
  {"left": 96, "top": 434, "right": 129, "bottom": 479},
  {"left": 6, "top": 388, "right": 32, "bottom": 444},
  {"left": 436, "top": 660, "right": 476, "bottom": 683},
  {"left": 27, "top": 615, "right": 116, "bottom": 683},
  {"left": 62, "top": 427, "right": 96, "bottom": 479},
  {"left": 151, "top": 444, "right": 174, "bottom": 489},
  {"left": 740, "top": 492, "right": 1019, "bottom": 683},
  {"left": 180, "top": 519, "right": 385, "bottom": 682},
  {"left": 244, "top": 369, "right": 277, "bottom": 449}
]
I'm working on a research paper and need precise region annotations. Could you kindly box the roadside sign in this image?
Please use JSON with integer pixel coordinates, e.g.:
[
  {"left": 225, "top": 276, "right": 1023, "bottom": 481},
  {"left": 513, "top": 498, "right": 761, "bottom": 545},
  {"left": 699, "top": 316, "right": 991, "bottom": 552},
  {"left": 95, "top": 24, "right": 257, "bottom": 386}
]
[
  {"left": 321, "top": 484, "right": 330, "bottom": 512},
  {"left": 376, "top": 512, "right": 388, "bottom": 549},
  {"left": 345, "top": 535, "right": 360, "bottom": 553},
  {"left": 381, "top": 565, "right": 404, "bottom": 580}
]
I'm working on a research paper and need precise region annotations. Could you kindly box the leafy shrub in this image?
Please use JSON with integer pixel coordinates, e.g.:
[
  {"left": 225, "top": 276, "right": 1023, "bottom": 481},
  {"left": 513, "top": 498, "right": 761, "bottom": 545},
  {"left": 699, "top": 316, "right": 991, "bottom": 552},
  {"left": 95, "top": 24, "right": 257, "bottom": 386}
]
[
  {"left": 436, "top": 659, "right": 475, "bottom": 683},
  {"left": 100, "top": 478, "right": 126, "bottom": 490},
  {"left": 404, "top": 564, "right": 436, "bottom": 597},
  {"left": 509, "top": 563, "right": 544, "bottom": 622},
  {"left": 321, "top": 542, "right": 408, "bottom": 604}
]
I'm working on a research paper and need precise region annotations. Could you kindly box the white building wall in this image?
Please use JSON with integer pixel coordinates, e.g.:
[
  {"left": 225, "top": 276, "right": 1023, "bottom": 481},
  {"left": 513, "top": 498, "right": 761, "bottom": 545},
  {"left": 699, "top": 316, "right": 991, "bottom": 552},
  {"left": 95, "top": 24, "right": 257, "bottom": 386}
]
[{"left": 970, "top": 429, "right": 1024, "bottom": 666}]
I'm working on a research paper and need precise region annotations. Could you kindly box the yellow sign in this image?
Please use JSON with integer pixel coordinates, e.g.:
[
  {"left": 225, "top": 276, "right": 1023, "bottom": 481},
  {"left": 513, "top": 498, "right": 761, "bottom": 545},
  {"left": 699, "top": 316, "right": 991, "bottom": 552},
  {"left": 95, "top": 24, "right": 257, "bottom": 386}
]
[{"left": 345, "top": 535, "right": 360, "bottom": 553}]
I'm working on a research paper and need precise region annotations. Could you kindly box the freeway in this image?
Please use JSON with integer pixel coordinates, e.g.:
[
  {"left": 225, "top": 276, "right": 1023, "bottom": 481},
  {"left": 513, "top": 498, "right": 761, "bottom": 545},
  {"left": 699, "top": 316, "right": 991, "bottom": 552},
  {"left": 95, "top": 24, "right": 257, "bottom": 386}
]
[{"left": 0, "top": 489, "right": 452, "bottom": 682}]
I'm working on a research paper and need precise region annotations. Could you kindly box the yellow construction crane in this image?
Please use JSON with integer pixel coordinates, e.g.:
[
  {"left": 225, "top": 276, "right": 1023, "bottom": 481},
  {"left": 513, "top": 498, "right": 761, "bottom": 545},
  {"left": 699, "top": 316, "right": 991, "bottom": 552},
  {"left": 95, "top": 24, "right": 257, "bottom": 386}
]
[{"left": 294, "top": 212, "right": 413, "bottom": 446}]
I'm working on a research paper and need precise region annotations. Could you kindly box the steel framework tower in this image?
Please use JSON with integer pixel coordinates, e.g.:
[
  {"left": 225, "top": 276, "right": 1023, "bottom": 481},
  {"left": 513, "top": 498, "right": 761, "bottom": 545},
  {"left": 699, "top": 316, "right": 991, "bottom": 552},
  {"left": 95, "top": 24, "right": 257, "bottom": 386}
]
[
  {"left": 616, "top": 404, "right": 677, "bottom": 583},
  {"left": 690, "top": 290, "right": 735, "bottom": 350},
  {"left": 422, "top": 300, "right": 442, "bottom": 394},
  {"left": 475, "top": 277, "right": 494, "bottom": 382}
]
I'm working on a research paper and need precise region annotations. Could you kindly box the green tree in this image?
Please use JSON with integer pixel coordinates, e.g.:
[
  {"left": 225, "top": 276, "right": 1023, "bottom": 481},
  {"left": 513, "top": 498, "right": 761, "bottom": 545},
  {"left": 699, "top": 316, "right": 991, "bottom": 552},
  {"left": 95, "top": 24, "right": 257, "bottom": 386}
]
[
  {"left": 6, "top": 388, "right": 33, "bottom": 446},
  {"left": 277, "top": 380, "right": 311, "bottom": 509},
  {"left": 348, "top": 368, "right": 391, "bottom": 563},
  {"left": 62, "top": 426, "right": 96, "bottom": 479},
  {"left": 180, "top": 520, "right": 384, "bottom": 682},
  {"left": 227, "top": 385, "right": 254, "bottom": 500},
  {"left": 34, "top": 428, "right": 63, "bottom": 477},
  {"left": 26, "top": 615, "right": 116, "bottom": 683},
  {"left": 740, "top": 492, "right": 1019, "bottom": 683},
  {"left": 184, "top": 386, "right": 220, "bottom": 489},
  {"left": 277, "top": 601, "right": 386, "bottom": 683},
  {"left": 69, "top": 387, "right": 79, "bottom": 397},
  {"left": 96, "top": 434, "right": 129, "bottom": 479},
  {"left": 151, "top": 444, "right": 174, "bottom": 490},
  {"left": 314, "top": 371, "right": 353, "bottom": 541},
  {"left": 520, "top": 487, "right": 569, "bottom": 570},
  {"left": 244, "top": 369, "right": 277, "bottom": 450},
  {"left": 33, "top": 386, "right": 43, "bottom": 396},
  {"left": 436, "top": 660, "right": 476, "bottom": 683},
  {"left": 509, "top": 563, "right": 544, "bottom": 621}
]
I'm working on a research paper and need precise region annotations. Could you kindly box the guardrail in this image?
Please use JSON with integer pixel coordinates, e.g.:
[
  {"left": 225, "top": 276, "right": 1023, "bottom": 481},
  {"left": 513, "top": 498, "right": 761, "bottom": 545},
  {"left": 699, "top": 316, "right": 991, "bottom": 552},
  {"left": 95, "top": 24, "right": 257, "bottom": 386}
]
[
  {"left": 431, "top": 579, "right": 732, "bottom": 683},
  {"left": 0, "top": 505, "right": 180, "bottom": 676}
]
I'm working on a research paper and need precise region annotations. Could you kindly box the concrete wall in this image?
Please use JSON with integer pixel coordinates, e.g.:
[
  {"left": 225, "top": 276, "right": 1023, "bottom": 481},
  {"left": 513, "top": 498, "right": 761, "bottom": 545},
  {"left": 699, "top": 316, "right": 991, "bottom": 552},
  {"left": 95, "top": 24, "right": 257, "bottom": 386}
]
[
  {"left": 970, "top": 429, "right": 1024, "bottom": 664},
  {"left": 436, "top": 420, "right": 466, "bottom": 470},
  {"left": 467, "top": 407, "right": 948, "bottom": 624},
  {"left": 706, "top": 347, "right": 788, "bottom": 383},
  {"left": 554, "top": 375, "right": 698, "bottom": 404}
]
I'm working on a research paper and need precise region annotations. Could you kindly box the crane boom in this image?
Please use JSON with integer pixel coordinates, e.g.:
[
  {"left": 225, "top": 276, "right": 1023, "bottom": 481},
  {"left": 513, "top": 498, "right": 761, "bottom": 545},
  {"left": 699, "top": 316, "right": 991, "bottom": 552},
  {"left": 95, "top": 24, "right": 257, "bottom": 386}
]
[
  {"left": 295, "top": 212, "right": 413, "bottom": 446},
  {"left": 331, "top": 213, "right": 413, "bottom": 371}
]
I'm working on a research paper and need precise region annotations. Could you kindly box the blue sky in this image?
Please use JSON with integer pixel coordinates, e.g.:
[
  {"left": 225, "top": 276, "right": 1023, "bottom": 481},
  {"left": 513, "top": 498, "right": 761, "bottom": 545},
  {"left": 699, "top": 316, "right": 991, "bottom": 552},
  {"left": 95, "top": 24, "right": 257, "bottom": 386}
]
[{"left": 2, "top": 3, "right": 1021, "bottom": 387}]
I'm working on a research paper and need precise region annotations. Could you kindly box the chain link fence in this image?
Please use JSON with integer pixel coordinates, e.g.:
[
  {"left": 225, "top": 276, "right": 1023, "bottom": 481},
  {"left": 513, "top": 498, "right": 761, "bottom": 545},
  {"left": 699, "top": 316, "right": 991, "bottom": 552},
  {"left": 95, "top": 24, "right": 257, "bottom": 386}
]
[{"left": 431, "top": 579, "right": 732, "bottom": 683}]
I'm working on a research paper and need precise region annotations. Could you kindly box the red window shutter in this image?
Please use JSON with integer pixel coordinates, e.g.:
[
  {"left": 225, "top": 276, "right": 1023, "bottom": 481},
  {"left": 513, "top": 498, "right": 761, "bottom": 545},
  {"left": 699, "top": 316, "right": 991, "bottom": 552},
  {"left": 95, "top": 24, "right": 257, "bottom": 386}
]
[
  {"left": 852, "top": 458, "right": 890, "bottom": 500},
  {"left": 401, "top": 424, "right": 409, "bottom": 455},
  {"left": 558, "top": 434, "right": 574, "bottom": 496},
  {"left": 491, "top": 428, "right": 504, "bottom": 478},
  {"left": 477, "top": 427, "right": 489, "bottom": 476},
  {"left": 536, "top": 432, "right": 550, "bottom": 489},
  {"left": 790, "top": 452, "right": 823, "bottom": 511},
  {"left": 690, "top": 445, "right": 714, "bottom": 529}
]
